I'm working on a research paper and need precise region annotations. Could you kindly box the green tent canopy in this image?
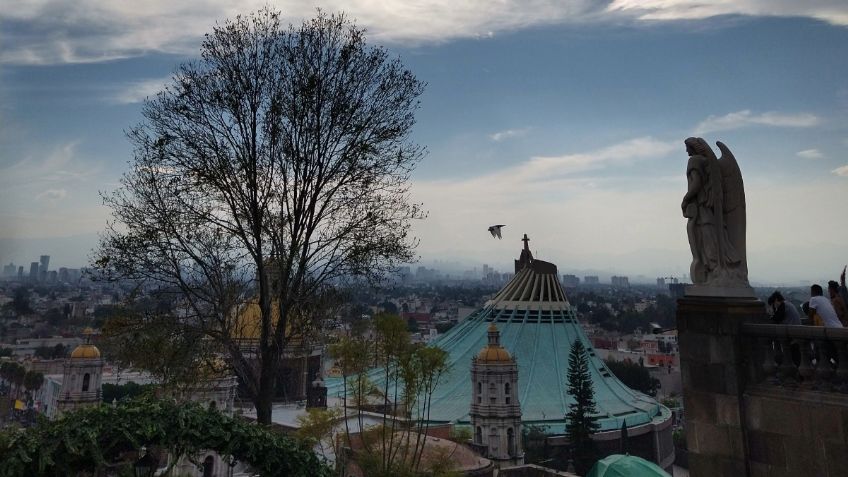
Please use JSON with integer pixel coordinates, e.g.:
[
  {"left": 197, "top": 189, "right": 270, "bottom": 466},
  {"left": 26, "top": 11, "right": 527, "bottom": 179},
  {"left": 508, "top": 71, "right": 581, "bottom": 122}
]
[{"left": 587, "top": 454, "right": 671, "bottom": 477}]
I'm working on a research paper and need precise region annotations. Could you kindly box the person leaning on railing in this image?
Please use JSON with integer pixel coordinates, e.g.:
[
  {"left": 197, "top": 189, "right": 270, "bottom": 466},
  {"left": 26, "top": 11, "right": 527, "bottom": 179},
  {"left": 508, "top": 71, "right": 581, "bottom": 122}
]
[{"left": 768, "top": 291, "right": 801, "bottom": 325}]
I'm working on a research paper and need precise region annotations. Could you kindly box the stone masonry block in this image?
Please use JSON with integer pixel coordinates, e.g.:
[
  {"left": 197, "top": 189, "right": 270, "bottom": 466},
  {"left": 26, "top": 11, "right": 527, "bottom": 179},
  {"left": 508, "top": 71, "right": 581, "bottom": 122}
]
[
  {"left": 709, "top": 335, "right": 737, "bottom": 365},
  {"left": 824, "top": 440, "right": 848, "bottom": 477},
  {"left": 809, "top": 405, "right": 843, "bottom": 443},
  {"left": 684, "top": 390, "right": 717, "bottom": 422},
  {"left": 749, "top": 461, "right": 794, "bottom": 477},
  {"left": 784, "top": 435, "right": 825, "bottom": 477},
  {"left": 716, "top": 394, "right": 740, "bottom": 426},
  {"left": 688, "top": 362, "right": 728, "bottom": 395},
  {"left": 744, "top": 394, "right": 762, "bottom": 430},
  {"left": 679, "top": 331, "right": 711, "bottom": 363},
  {"left": 694, "top": 421, "right": 737, "bottom": 456},
  {"left": 747, "top": 430, "right": 787, "bottom": 467},
  {"left": 748, "top": 395, "right": 806, "bottom": 436},
  {"left": 688, "top": 452, "right": 747, "bottom": 477}
]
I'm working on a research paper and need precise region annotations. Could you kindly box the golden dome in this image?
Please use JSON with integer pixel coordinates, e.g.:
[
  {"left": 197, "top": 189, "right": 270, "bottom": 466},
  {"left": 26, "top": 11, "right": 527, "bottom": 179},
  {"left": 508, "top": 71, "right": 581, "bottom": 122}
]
[
  {"left": 477, "top": 346, "right": 512, "bottom": 363},
  {"left": 477, "top": 322, "right": 513, "bottom": 363},
  {"left": 70, "top": 344, "right": 101, "bottom": 359}
]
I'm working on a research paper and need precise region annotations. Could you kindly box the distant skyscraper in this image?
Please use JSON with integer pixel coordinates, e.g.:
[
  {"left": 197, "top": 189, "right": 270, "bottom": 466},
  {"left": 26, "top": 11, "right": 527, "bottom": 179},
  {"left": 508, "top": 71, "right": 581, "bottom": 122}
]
[
  {"left": 17, "top": 266, "right": 24, "bottom": 278},
  {"left": 611, "top": 275, "right": 630, "bottom": 288},
  {"left": 562, "top": 274, "right": 580, "bottom": 288},
  {"left": 29, "top": 262, "right": 40, "bottom": 281},
  {"left": 40, "top": 255, "right": 50, "bottom": 274},
  {"left": 2, "top": 263, "right": 15, "bottom": 277},
  {"left": 584, "top": 275, "right": 599, "bottom": 285}
]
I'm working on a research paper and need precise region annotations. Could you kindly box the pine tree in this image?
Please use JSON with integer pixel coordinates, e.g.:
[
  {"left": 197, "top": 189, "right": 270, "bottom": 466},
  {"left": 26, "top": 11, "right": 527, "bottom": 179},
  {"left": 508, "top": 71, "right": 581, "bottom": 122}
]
[{"left": 566, "top": 338, "right": 600, "bottom": 474}]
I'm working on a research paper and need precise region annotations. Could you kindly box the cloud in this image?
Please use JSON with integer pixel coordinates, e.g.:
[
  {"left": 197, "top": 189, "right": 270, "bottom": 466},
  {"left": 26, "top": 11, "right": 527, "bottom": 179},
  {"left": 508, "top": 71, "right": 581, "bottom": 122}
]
[
  {"left": 412, "top": 136, "right": 677, "bottom": 218},
  {"left": 833, "top": 165, "right": 848, "bottom": 177},
  {"left": 490, "top": 128, "right": 529, "bottom": 142},
  {"left": 0, "top": 142, "right": 98, "bottom": 186},
  {"left": 109, "top": 77, "right": 170, "bottom": 104},
  {"left": 4, "top": 0, "right": 848, "bottom": 65},
  {"left": 606, "top": 0, "right": 848, "bottom": 26},
  {"left": 693, "top": 110, "right": 821, "bottom": 134},
  {"left": 36, "top": 189, "right": 68, "bottom": 201},
  {"left": 797, "top": 149, "right": 824, "bottom": 159}
]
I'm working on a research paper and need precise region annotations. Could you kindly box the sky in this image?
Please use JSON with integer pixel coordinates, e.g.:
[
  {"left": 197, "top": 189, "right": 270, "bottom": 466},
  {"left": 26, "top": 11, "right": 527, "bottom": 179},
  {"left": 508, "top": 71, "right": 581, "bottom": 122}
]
[{"left": 1, "top": 1, "right": 847, "bottom": 284}]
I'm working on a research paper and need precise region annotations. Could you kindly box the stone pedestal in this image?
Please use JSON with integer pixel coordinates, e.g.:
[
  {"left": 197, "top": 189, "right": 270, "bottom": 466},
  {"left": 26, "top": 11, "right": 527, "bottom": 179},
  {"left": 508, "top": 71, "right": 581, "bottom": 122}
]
[{"left": 677, "top": 296, "right": 766, "bottom": 477}]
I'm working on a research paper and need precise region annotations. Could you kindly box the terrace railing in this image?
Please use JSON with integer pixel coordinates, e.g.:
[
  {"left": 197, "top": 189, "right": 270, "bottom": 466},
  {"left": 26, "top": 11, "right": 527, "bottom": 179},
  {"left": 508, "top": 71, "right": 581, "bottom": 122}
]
[{"left": 741, "top": 323, "right": 848, "bottom": 391}]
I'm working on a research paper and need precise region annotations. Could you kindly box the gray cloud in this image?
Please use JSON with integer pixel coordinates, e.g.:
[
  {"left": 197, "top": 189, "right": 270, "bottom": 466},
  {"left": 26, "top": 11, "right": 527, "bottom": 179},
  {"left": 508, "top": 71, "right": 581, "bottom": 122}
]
[
  {"left": 4, "top": 0, "right": 848, "bottom": 65},
  {"left": 489, "top": 128, "right": 530, "bottom": 142},
  {"left": 693, "top": 110, "right": 821, "bottom": 134},
  {"left": 797, "top": 148, "right": 824, "bottom": 159}
]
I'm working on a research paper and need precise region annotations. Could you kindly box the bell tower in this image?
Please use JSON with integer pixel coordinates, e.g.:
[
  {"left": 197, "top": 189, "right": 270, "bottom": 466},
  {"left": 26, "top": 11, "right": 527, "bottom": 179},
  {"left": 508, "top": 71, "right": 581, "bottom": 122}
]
[
  {"left": 56, "top": 330, "right": 103, "bottom": 416},
  {"left": 470, "top": 323, "right": 524, "bottom": 466}
]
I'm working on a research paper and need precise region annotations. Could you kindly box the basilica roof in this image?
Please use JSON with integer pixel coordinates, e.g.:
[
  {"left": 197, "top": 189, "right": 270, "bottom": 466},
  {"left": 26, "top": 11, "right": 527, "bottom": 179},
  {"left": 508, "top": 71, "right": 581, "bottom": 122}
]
[{"left": 327, "top": 235, "right": 671, "bottom": 433}]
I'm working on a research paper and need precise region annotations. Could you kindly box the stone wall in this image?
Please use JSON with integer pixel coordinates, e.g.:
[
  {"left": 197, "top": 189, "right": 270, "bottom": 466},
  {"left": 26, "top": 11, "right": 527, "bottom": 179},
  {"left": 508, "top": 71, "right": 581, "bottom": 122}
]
[
  {"left": 744, "top": 386, "right": 848, "bottom": 477},
  {"left": 677, "top": 296, "right": 765, "bottom": 476},
  {"left": 677, "top": 295, "right": 848, "bottom": 477}
]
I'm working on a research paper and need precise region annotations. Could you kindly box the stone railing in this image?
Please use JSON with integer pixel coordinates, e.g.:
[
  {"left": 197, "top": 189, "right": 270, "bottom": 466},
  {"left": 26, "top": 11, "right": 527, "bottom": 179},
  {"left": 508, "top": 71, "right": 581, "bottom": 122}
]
[{"left": 742, "top": 323, "right": 848, "bottom": 391}]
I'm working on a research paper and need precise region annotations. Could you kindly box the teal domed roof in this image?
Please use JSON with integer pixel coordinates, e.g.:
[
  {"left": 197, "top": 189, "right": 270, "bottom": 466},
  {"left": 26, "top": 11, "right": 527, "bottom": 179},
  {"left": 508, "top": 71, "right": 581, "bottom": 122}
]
[{"left": 327, "top": 236, "right": 670, "bottom": 433}]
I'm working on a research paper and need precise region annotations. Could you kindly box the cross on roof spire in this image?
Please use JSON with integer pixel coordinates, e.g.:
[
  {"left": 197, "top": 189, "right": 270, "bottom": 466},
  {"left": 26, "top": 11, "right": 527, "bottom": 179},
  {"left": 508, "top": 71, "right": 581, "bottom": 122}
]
[{"left": 522, "top": 234, "right": 530, "bottom": 251}]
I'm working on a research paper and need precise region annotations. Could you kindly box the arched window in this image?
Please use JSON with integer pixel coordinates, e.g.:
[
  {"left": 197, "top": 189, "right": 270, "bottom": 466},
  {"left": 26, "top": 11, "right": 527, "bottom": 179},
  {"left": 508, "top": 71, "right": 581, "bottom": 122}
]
[
  {"left": 202, "top": 455, "right": 214, "bottom": 477},
  {"left": 82, "top": 373, "right": 91, "bottom": 392},
  {"left": 489, "top": 382, "right": 496, "bottom": 404},
  {"left": 477, "top": 382, "right": 482, "bottom": 403},
  {"left": 505, "top": 382, "right": 511, "bottom": 404},
  {"left": 507, "top": 428, "right": 515, "bottom": 456},
  {"left": 209, "top": 400, "right": 217, "bottom": 410},
  {"left": 475, "top": 426, "right": 483, "bottom": 444}
]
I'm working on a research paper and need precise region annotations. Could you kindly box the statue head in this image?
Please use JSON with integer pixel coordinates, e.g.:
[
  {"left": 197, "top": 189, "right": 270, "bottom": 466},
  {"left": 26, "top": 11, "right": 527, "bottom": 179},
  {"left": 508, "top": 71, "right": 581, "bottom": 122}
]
[
  {"left": 684, "top": 137, "right": 702, "bottom": 157},
  {"left": 685, "top": 137, "right": 717, "bottom": 160}
]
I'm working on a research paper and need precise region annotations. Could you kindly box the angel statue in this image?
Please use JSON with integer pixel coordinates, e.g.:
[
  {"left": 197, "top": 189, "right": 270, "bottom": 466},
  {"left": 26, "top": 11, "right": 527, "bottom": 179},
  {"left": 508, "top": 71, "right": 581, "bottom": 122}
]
[{"left": 681, "top": 137, "right": 749, "bottom": 290}]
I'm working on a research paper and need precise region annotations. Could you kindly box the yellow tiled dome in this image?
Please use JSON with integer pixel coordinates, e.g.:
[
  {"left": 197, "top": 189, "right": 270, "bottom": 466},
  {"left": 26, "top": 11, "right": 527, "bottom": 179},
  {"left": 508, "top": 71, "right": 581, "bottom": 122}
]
[
  {"left": 477, "top": 323, "right": 512, "bottom": 362},
  {"left": 477, "top": 346, "right": 512, "bottom": 363},
  {"left": 70, "top": 344, "right": 101, "bottom": 359}
]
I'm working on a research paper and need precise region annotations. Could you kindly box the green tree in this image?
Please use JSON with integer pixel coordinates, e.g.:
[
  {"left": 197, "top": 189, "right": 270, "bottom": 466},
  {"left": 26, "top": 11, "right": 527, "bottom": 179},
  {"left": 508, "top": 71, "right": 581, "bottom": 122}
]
[
  {"left": 566, "top": 339, "right": 600, "bottom": 475},
  {"left": 94, "top": 8, "right": 425, "bottom": 425},
  {"left": 330, "top": 314, "right": 448, "bottom": 476},
  {"left": 604, "top": 358, "right": 660, "bottom": 397},
  {"left": 0, "top": 397, "right": 327, "bottom": 477},
  {"left": 101, "top": 381, "right": 155, "bottom": 404}
]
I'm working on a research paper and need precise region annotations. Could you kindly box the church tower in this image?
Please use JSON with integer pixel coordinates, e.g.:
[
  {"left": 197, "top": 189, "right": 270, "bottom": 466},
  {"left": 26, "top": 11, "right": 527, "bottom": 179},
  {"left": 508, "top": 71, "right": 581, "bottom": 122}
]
[
  {"left": 470, "top": 323, "right": 524, "bottom": 466},
  {"left": 56, "top": 331, "right": 103, "bottom": 416}
]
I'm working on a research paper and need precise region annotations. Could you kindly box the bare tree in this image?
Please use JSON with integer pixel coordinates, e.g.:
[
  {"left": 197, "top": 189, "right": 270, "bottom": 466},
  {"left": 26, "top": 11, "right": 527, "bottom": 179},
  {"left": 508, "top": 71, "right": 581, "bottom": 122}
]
[{"left": 95, "top": 8, "right": 425, "bottom": 424}]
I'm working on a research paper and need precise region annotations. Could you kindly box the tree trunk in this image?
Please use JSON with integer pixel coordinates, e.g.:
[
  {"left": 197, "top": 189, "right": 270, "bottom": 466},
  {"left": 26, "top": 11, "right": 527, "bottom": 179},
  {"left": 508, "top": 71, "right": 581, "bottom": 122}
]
[{"left": 255, "top": 358, "right": 278, "bottom": 424}]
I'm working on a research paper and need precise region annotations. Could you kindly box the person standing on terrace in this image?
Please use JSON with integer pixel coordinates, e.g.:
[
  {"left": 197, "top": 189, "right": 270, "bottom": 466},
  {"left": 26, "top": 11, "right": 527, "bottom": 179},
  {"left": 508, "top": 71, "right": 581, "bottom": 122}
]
[{"left": 808, "top": 284, "right": 843, "bottom": 328}]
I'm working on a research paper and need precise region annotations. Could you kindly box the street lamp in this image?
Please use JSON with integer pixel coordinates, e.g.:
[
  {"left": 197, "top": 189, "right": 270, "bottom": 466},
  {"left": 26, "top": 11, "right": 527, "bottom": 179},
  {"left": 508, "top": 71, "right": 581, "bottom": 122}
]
[{"left": 134, "top": 446, "right": 156, "bottom": 477}]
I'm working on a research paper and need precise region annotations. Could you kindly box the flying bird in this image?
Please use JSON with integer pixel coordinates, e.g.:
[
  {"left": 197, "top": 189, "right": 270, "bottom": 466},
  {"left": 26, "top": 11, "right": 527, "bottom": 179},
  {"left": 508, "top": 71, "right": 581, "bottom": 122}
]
[{"left": 488, "top": 224, "right": 506, "bottom": 239}]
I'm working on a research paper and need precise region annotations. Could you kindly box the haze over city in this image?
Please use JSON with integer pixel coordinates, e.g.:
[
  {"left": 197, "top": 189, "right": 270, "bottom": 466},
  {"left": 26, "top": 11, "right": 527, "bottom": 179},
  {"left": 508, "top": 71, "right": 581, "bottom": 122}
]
[{"left": 2, "top": 1, "right": 848, "bottom": 283}]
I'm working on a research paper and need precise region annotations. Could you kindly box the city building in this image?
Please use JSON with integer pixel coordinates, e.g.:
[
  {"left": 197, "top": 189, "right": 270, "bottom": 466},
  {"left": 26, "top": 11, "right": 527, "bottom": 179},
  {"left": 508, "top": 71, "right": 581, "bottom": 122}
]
[
  {"left": 470, "top": 323, "right": 523, "bottom": 467},
  {"left": 583, "top": 275, "right": 600, "bottom": 285},
  {"left": 2, "top": 263, "right": 15, "bottom": 277},
  {"left": 562, "top": 274, "right": 580, "bottom": 288},
  {"left": 610, "top": 276, "right": 630, "bottom": 288},
  {"left": 29, "top": 262, "right": 39, "bottom": 282},
  {"left": 39, "top": 255, "right": 50, "bottom": 274}
]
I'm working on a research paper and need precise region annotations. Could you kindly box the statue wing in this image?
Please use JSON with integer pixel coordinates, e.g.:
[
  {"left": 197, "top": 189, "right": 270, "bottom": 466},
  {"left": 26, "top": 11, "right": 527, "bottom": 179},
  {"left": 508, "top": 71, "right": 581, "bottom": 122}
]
[{"left": 716, "top": 141, "right": 745, "bottom": 211}]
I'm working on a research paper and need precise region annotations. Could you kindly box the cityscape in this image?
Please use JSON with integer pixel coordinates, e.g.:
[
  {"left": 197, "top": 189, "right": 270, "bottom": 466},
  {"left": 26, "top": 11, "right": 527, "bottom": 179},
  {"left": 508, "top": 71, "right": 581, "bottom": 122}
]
[{"left": 2, "top": 2, "right": 848, "bottom": 477}]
